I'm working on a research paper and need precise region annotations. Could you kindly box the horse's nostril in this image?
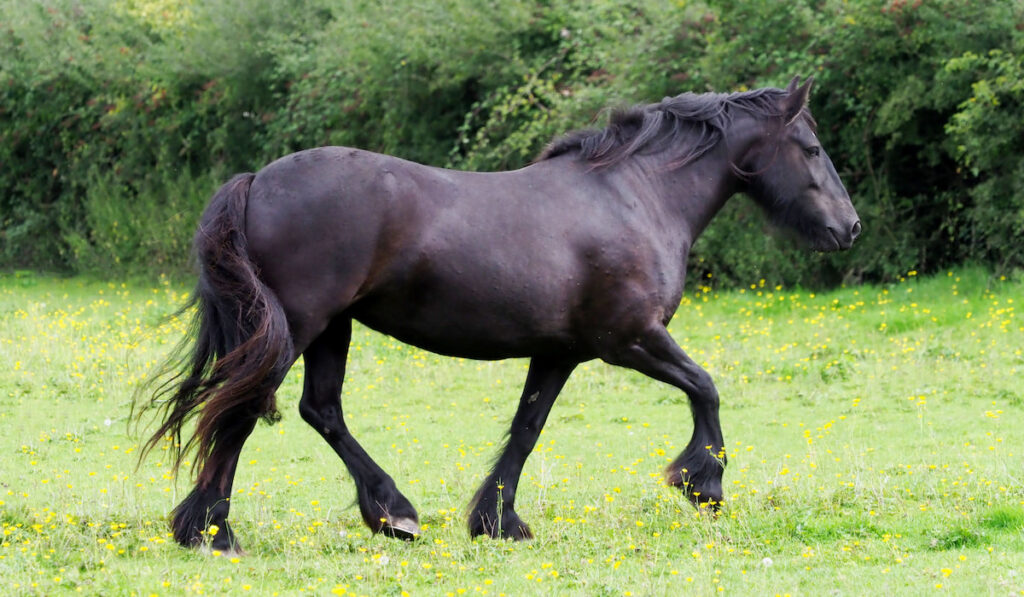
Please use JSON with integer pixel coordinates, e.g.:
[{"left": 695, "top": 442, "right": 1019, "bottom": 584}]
[{"left": 851, "top": 220, "right": 862, "bottom": 239}]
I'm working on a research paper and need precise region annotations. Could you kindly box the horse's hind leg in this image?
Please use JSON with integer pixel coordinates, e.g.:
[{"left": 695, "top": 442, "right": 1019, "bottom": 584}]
[
  {"left": 468, "top": 357, "right": 576, "bottom": 540},
  {"left": 298, "top": 317, "right": 419, "bottom": 539},
  {"left": 171, "top": 413, "right": 260, "bottom": 554},
  {"left": 603, "top": 325, "right": 725, "bottom": 510}
]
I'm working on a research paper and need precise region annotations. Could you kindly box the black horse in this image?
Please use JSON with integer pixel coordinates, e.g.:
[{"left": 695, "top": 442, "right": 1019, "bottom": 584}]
[{"left": 137, "top": 77, "right": 859, "bottom": 553}]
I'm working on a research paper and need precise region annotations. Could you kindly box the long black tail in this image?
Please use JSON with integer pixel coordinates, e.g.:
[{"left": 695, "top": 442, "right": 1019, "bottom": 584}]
[{"left": 135, "top": 173, "right": 294, "bottom": 485}]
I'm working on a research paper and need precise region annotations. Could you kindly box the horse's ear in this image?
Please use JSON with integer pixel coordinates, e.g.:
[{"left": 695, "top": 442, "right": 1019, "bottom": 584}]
[{"left": 782, "top": 76, "right": 813, "bottom": 124}]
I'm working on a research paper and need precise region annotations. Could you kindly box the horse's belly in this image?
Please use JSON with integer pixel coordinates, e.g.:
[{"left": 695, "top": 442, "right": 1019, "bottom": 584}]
[{"left": 351, "top": 291, "right": 576, "bottom": 360}]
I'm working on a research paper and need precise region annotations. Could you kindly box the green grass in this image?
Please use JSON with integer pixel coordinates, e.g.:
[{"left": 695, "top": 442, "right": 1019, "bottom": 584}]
[{"left": 0, "top": 268, "right": 1022, "bottom": 596}]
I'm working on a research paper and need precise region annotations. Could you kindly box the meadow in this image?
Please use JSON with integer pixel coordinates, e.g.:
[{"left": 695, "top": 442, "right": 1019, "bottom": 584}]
[{"left": 0, "top": 268, "right": 1021, "bottom": 596}]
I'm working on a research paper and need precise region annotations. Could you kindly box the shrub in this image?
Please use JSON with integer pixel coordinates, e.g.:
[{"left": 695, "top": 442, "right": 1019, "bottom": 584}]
[
  {"left": 1, "top": 0, "right": 1022, "bottom": 284},
  {"left": 687, "top": 0, "right": 1024, "bottom": 285}
]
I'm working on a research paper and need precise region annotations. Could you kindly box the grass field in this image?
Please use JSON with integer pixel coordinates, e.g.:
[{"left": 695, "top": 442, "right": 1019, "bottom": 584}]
[{"left": 0, "top": 268, "right": 1021, "bottom": 596}]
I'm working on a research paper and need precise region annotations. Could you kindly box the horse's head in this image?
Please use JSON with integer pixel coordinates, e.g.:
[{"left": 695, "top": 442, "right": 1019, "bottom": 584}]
[{"left": 743, "top": 77, "right": 861, "bottom": 251}]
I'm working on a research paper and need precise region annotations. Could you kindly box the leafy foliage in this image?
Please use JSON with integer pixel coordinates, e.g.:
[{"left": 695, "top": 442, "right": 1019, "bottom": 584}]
[
  {"left": 942, "top": 43, "right": 1024, "bottom": 271},
  {"left": 1, "top": 0, "right": 1022, "bottom": 283}
]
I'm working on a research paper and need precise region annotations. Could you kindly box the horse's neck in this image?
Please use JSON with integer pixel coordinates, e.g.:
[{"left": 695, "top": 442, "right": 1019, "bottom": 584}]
[{"left": 631, "top": 147, "right": 740, "bottom": 241}]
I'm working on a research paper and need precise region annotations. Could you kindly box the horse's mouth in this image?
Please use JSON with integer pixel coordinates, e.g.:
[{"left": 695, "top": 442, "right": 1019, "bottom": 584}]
[
  {"left": 813, "top": 227, "right": 846, "bottom": 252},
  {"left": 829, "top": 228, "right": 843, "bottom": 250}
]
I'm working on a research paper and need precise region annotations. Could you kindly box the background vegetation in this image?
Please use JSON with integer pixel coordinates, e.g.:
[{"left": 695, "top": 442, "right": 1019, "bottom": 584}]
[{"left": 2, "top": 0, "right": 1023, "bottom": 286}]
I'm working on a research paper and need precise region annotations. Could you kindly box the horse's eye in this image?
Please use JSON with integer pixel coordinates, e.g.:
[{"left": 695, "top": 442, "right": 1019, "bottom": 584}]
[{"left": 804, "top": 146, "right": 820, "bottom": 158}]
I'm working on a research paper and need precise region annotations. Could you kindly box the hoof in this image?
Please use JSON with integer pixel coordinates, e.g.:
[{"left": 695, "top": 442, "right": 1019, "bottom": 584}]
[
  {"left": 666, "top": 453, "right": 725, "bottom": 508},
  {"left": 501, "top": 522, "right": 533, "bottom": 541},
  {"left": 676, "top": 480, "right": 724, "bottom": 510},
  {"left": 356, "top": 482, "right": 419, "bottom": 540},
  {"left": 667, "top": 472, "right": 724, "bottom": 513},
  {"left": 199, "top": 543, "right": 245, "bottom": 558},
  {"left": 468, "top": 510, "right": 533, "bottom": 541},
  {"left": 687, "top": 479, "right": 724, "bottom": 509},
  {"left": 692, "top": 493, "right": 724, "bottom": 515},
  {"left": 381, "top": 517, "right": 420, "bottom": 540}
]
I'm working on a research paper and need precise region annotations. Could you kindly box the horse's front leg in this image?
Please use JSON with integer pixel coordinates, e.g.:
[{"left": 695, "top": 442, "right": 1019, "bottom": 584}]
[
  {"left": 468, "top": 357, "right": 577, "bottom": 540},
  {"left": 604, "top": 325, "right": 725, "bottom": 509}
]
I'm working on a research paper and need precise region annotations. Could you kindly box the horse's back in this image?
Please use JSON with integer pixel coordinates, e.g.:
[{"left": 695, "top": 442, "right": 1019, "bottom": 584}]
[{"left": 241, "top": 146, "right": 656, "bottom": 358}]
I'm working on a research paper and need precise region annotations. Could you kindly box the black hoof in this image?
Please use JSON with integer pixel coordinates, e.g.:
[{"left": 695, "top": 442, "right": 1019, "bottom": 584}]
[
  {"left": 666, "top": 462, "right": 725, "bottom": 511},
  {"left": 172, "top": 513, "right": 242, "bottom": 550},
  {"left": 380, "top": 517, "right": 420, "bottom": 540},
  {"left": 357, "top": 483, "right": 420, "bottom": 540},
  {"left": 207, "top": 521, "right": 244, "bottom": 552},
  {"left": 170, "top": 489, "right": 243, "bottom": 550},
  {"left": 468, "top": 509, "right": 533, "bottom": 540},
  {"left": 200, "top": 540, "right": 245, "bottom": 558}
]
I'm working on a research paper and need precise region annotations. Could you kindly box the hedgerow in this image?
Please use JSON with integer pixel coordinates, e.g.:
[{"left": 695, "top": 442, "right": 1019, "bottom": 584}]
[{"left": 1, "top": 0, "right": 1021, "bottom": 284}]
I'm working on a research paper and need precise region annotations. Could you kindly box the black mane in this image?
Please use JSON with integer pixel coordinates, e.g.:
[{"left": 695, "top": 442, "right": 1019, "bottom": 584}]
[{"left": 538, "top": 87, "right": 811, "bottom": 168}]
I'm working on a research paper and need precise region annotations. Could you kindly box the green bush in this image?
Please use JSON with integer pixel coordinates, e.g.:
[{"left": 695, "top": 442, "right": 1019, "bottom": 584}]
[
  {"left": 680, "top": 0, "right": 1024, "bottom": 286},
  {"left": 1, "top": 0, "right": 1022, "bottom": 285},
  {"left": 0, "top": 0, "right": 302, "bottom": 271},
  {"left": 942, "top": 43, "right": 1024, "bottom": 271},
  {"left": 794, "top": 0, "right": 1023, "bottom": 283}
]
